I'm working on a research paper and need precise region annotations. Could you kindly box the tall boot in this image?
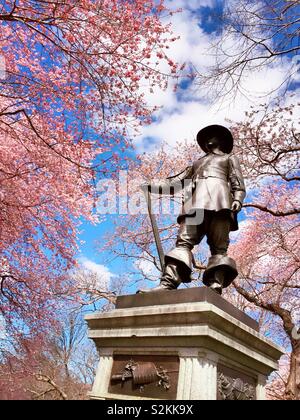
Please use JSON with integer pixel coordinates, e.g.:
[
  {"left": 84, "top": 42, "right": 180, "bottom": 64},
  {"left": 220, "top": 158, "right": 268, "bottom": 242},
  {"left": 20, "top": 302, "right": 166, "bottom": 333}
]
[{"left": 137, "top": 262, "right": 183, "bottom": 294}]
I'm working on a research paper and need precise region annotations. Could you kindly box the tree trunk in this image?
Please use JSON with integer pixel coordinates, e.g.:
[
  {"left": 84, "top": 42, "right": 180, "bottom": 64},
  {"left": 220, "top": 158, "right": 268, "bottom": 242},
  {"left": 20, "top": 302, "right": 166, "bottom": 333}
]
[{"left": 285, "top": 340, "right": 300, "bottom": 400}]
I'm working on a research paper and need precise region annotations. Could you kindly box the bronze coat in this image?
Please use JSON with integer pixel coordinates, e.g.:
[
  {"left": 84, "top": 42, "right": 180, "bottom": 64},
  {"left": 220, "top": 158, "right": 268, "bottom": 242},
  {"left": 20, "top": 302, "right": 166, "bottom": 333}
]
[{"left": 150, "top": 152, "right": 246, "bottom": 231}]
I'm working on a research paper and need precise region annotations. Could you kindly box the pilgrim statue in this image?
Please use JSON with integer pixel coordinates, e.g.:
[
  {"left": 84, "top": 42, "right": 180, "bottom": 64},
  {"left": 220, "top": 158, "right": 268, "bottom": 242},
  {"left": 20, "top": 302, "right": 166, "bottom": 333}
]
[{"left": 138, "top": 125, "right": 246, "bottom": 296}]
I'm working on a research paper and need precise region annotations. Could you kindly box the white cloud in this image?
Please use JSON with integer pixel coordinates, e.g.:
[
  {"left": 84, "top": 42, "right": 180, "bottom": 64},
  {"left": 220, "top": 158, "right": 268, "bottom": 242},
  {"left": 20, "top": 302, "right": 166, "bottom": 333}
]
[
  {"left": 79, "top": 257, "right": 114, "bottom": 289},
  {"left": 134, "top": 1, "right": 299, "bottom": 153},
  {"left": 165, "top": 0, "right": 213, "bottom": 10}
]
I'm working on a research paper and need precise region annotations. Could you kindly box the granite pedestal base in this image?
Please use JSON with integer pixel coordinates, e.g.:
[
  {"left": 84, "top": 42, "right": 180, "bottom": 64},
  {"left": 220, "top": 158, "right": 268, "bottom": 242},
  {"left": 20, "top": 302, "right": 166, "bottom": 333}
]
[{"left": 85, "top": 288, "right": 283, "bottom": 400}]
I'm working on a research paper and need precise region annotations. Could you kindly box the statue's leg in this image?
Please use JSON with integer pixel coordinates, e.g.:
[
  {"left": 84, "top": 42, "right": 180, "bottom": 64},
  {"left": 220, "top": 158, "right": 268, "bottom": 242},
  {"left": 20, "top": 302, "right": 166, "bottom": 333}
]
[
  {"left": 159, "top": 258, "right": 188, "bottom": 290},
  {"left": 204, "top": 211, "right": 235, "bottom": 295},
  {"left": 137, "top": 218, "right": 203, "bottom": 293}
]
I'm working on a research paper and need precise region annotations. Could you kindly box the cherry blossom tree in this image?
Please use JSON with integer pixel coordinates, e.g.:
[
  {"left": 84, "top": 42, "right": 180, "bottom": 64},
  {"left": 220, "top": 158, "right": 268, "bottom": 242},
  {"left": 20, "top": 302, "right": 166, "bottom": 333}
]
[
  {"left": 266, "top": 356, "right": 294, "bottom": 400},
  {"left": 228, "top": 100, "right": 300, "bottom": 399},
  {"left": 231, "top": 210, "right": 300, "bottom": 399},
  {"left": 0, "top": 0, "right": 180, "bottom": 352},
  {"left": 0, "top": 310, "right": 98, "bottom": 400}
]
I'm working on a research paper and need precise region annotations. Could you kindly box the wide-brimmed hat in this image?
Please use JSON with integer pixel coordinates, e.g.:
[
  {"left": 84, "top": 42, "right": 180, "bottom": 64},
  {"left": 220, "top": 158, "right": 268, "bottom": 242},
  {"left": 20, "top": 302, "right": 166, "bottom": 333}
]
[{"left": 196, "top": 125, "right": 234, "bottom": 154}]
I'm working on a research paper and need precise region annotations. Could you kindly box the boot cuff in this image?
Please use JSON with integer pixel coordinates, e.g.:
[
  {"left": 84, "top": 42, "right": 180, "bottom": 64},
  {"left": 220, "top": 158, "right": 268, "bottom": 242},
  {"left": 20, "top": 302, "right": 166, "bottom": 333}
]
[
  {"left": 203, "top": 254, "right": 238, "bottom": 288},
  {"left": 165, "top": 248, "right": 193, "bottom": 271}
]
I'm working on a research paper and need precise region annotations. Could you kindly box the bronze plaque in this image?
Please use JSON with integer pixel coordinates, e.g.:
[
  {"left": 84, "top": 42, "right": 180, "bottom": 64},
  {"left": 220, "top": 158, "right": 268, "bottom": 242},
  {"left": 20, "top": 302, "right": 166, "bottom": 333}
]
[
  {"left": 217, "top": 364, "right": 257, "bottom": 400},
  {"left": 109, "top": 355, "right": 179, "bottom": 399}
]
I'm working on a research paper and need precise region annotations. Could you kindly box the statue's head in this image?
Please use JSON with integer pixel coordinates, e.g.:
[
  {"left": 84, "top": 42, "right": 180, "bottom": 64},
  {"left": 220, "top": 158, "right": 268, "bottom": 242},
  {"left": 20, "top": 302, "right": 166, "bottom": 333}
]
[{"left": 197, "top": 125, "right": 234, "bottom": 154}]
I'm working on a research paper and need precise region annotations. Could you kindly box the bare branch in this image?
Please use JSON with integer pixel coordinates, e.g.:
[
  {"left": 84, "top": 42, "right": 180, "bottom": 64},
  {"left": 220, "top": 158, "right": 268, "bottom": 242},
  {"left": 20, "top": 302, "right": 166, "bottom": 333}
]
[
  {"left": 244, "top": 203, "right": 300, "bottom": 217},
  {"left": 34, "top": 374, "right": 68, "bottom": 400}
]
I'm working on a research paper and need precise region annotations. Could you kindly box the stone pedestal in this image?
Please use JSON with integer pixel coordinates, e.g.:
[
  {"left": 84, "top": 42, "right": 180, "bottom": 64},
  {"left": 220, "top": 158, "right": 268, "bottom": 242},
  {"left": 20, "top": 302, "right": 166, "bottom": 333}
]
[{"left": 85, "top": 288, "right": 283, "bottom": 400}]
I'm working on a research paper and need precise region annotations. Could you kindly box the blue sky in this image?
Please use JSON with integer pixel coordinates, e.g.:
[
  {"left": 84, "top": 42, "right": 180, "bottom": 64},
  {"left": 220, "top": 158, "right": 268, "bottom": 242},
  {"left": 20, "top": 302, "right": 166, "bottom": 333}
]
[{"left": 77, "top": 0, "right": 300, "bottom": 292}]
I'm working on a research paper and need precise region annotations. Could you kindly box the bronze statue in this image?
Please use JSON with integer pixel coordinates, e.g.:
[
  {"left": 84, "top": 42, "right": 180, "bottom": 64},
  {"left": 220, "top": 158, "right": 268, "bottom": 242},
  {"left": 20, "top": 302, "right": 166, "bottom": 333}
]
[{"left": 138, "top": 125, "right": 246, "bottom": 295}]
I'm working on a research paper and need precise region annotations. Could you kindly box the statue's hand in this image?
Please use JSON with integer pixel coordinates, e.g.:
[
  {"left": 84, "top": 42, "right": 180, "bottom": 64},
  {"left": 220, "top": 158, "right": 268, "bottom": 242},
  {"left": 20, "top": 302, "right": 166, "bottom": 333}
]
[{"left": 231, "top": 200, "right": 242, "bottom": 213}]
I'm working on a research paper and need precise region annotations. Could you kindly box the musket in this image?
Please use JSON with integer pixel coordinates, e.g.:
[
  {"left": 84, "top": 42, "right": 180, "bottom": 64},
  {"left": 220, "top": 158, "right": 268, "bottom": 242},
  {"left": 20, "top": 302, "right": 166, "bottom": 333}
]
[{"left": 143, "top": 188, "right": 165, "bottom": 271}]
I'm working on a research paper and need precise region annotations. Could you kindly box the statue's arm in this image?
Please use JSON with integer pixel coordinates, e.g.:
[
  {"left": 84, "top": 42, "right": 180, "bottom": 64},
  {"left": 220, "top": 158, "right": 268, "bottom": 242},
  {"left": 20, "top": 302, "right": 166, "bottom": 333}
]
[
  {"left": 228, "top": 155, "right": 246, "bottom": 205},
  {"left": 141, "top": 166, "right": 194, "bottom": 196}
]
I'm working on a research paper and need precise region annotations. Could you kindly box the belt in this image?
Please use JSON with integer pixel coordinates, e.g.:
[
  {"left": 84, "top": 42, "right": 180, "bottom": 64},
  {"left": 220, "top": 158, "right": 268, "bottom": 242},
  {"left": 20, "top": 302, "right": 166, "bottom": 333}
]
[{"left": 194, "top": 171, "right": 228, "bottom": 182}]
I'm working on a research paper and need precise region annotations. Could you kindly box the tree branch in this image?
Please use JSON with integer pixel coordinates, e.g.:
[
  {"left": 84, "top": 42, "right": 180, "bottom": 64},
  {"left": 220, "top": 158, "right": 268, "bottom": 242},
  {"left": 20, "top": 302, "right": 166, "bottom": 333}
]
[
  {"left": 35, "top": 374, "right": 68, "bottom": 400},
  {"left": 244, "top": 203, "right": 300, "bottom": 217}
]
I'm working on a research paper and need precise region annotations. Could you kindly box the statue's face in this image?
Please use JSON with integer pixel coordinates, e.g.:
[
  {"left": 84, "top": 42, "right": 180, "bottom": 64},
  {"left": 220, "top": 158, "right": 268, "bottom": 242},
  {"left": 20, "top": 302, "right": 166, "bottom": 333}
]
[{"left": 206, "top": 136, "right": 220, "bottom": 150}]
